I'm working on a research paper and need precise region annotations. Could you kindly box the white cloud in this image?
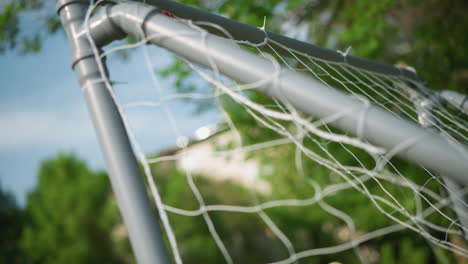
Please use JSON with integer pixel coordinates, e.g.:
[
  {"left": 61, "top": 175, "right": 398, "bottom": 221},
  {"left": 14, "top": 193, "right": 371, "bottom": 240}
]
[
  {"left": 0, "top": 107, "right": 95, "bottom": 150},
  {"left": 0, "top": 101, "right": 220, "bottom": 154}
]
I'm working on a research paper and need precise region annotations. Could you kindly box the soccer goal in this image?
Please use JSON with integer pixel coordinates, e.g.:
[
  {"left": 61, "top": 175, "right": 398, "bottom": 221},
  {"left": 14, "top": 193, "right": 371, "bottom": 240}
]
[{"left": 57, "top": 0, "right": 468, "bottom": 263}]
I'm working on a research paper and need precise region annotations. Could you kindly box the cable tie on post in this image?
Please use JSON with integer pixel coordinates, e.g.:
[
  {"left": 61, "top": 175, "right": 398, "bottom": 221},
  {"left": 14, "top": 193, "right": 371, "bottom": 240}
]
[
  {"left": 56, "top": 0, "right": 90, "bottom": 15},
  {"left": 163, "top": 11, "right": 176, "bottom": 18}
]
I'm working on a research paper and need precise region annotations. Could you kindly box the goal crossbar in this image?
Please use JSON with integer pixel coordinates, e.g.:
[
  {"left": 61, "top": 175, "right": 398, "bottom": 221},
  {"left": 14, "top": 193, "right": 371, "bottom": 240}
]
[
  {"left": 72, "top": 1, "right": 468, "bottom": 184},
  {"left": 138, "top": 0, "right": 420, "bottom": 82}
]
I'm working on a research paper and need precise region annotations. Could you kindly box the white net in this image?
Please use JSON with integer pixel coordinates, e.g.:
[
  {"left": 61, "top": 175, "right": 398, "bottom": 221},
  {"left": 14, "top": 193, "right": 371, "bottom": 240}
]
[{"left": 84, "top": 2, "right": 468, "bottom": 263}]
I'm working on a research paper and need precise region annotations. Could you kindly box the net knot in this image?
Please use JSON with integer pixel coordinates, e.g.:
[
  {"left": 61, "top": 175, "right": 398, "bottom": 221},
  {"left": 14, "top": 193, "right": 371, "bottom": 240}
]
[
  {"left": 253, "top": 16, "right": 269, "bottom": 47},
  {"left": 337, "top": 46, "right": 352, "bottom": 64}
]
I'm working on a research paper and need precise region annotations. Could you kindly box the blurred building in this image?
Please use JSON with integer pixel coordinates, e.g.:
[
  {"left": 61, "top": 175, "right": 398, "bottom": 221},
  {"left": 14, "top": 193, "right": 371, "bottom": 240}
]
[{"left": 167, "top": 124, "right": 271, "bottom": 194}]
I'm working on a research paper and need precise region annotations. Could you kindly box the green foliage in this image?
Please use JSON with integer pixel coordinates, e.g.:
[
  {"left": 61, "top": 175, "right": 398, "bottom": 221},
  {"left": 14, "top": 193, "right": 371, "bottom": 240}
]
[
  {"left": 152, "top": 162, "right": 292, "bottom": 263},
  {"left": 0, "top": 0, "right": 59, "bottom": 54},
  {"left": 335, "top": 0, "right": 468, "bottom": 93},
  {"left": 20, "top": 154, "right": 134, "bottom": 264},
  {"left": 0, "top": 183, "right": 26, "bottom": 264},
  {"left": 339, "top": 0, "right": 397, "bottom": 58}
]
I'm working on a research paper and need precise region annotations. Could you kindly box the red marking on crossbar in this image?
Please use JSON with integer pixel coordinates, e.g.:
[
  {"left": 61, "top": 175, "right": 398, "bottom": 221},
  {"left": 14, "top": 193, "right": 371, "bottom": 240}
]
[{"left": 163, "top": 11, "right": 176, "bottom": 18}]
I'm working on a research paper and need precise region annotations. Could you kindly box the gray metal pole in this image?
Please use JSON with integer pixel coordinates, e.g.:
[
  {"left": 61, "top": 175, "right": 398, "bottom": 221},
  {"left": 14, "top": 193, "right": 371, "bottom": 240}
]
[
  {"left": 139, "top": 0, "right": 419, "bottom": 82},
  {"left": 84, "top": 2, "right": 468, "bottom": 184},
  {"left": 413, "top": 93, "right": 468, "bottom": 241},
  {"left": 438, "top": 90, "right": 468, "bottom": 115},
  {"left": 56, "top": 1, "right": 170, "bottom": 263}
]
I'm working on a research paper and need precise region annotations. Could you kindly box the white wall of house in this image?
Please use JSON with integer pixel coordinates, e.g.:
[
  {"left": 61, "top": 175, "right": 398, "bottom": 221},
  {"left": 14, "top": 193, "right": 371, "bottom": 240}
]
[{"left": 175, "top": 130, "right": 271, "bottom": 193}]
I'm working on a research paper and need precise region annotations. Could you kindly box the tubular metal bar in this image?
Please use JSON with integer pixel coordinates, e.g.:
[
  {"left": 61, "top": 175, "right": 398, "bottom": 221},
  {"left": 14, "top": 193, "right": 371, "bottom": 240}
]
[
  {"left": 85, "top": 2, "right": 468, "bottom": 184},
  {"left": 138, "top": 0, "right": 420, "bottom": 82},
  {"left": 438, "top": 90, "right": 468, "bottom": 115},
  {"left": 414, "top": 94, "right": 468, "bottom": 241},
  {"left": 56, "top": 0, "right": 170, "bottom": 263}
]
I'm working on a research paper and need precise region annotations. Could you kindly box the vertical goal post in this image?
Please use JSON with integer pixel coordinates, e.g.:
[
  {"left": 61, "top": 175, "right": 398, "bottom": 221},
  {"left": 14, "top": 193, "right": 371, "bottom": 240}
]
[
  {"left": 57, "top": 0, "right": 468, "bottom": 263},
  {"left": 56, "top": 0, "right": 170, "bottom": 263}
]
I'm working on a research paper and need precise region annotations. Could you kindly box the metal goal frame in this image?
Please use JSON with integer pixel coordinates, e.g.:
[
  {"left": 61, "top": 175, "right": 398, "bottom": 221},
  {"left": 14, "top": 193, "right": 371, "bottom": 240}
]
[{"left": 56, "top": 0, "right": 468, "bottom": 263}]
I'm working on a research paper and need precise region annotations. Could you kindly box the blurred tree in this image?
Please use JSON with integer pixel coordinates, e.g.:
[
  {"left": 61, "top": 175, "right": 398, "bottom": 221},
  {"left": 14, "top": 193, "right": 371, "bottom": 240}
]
[
  {"left": 20, "top": 155, "right": 134, "bottom": 264},
  {"left": 0, "top": 182, "right": 26, "bottom": 264},
  {"left": 0, "top": 0, "right": 60, "bottom": 54}
]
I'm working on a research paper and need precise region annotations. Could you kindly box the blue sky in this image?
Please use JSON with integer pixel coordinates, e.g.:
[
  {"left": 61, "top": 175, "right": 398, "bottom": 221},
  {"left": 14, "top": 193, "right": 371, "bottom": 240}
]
[{"left": 0, "top": 32, "right": 219, "bottom": 206}]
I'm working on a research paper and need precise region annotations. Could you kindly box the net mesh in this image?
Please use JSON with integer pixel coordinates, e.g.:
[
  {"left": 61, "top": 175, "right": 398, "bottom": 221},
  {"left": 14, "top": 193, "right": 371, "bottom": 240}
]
[{"left": 84, "top": 1, "right": 468, "bottom": 263}]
